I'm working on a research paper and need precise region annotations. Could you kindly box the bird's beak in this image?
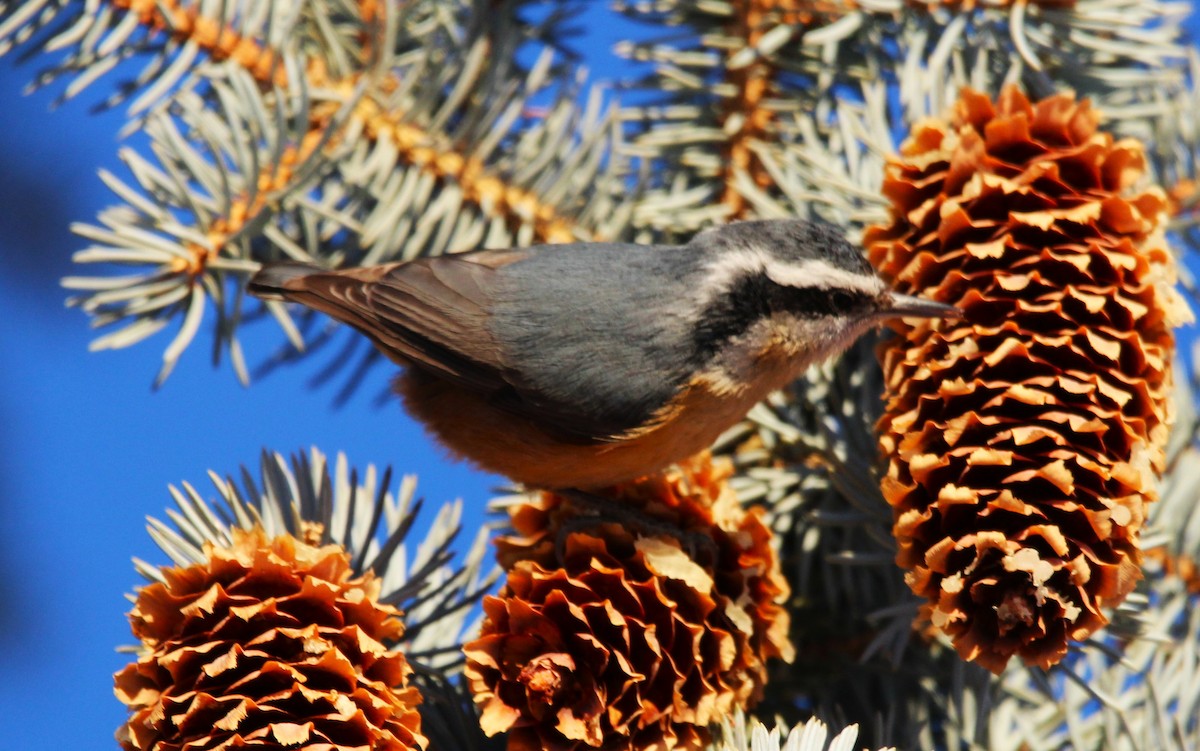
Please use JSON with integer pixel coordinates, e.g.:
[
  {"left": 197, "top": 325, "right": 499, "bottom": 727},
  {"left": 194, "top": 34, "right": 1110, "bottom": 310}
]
[{"left": 883, "top": 292, "right": 962, "bottom": 320}]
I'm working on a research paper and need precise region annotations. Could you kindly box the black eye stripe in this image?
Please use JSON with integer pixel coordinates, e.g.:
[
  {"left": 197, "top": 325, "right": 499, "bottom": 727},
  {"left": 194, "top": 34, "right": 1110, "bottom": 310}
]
[
  {"left": 692, "top": 275, "right": 871, "bottom": 363},
  {"left": 768, "top": 285, "right": 868, "bottom": 318}
]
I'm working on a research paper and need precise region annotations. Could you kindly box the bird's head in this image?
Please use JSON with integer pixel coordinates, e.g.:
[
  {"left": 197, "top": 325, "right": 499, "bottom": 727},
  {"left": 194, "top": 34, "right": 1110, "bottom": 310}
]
[{"left": 689, "top": 219, "right": 959, "bottom": 386}]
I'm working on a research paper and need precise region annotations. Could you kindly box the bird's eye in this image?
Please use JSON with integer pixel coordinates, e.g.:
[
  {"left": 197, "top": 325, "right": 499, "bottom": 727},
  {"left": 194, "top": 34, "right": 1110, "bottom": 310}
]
[{"left": 830, "top": 291, "right": 855, "bottom": 312}]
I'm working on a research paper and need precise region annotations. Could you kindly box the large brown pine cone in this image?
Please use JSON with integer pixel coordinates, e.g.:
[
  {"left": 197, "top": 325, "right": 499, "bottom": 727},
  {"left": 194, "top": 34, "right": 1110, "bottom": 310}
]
[
  {"left": 865, "top": 85, "right": 1191, "bottom": 673},
  {"left": 464, "top": 454, "right": 793, "bottom": 751},
  {"left": 114, "top": 527, "right": 426, "bottom": 751}
]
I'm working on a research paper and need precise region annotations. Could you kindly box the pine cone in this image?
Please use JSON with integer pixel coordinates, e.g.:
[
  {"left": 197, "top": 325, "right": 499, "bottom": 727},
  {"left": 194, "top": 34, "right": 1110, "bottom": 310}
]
[
  {"left": 464, "top": 454, "right": 793, "bottom": 751},
  {"left": 114, "top": 527, "right": 426, "bottom": 751},
  {"left": 865, "top": 86, "right": 1192, "bottom": 673}
]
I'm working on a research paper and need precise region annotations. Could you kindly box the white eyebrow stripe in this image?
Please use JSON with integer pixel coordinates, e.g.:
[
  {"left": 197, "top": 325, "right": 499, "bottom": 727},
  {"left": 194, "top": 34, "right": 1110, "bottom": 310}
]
[
  {"left": 700, "top": 245, "right": 884, "bottom": 301},
  {"left": 701, "top": 246, "right": 773, "bottom": 289},
  {"left": 763, "top": 258, "right": 883, "bottom": 295}
]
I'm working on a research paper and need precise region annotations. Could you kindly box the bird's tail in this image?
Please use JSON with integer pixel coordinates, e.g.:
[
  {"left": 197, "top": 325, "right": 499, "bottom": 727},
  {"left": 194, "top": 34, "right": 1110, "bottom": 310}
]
[
  {"left": 247, "top": 262, "right": 322, "bottom": 300},
  {"left": 246, "top": 261, "right": 396, "bottom": 344}
]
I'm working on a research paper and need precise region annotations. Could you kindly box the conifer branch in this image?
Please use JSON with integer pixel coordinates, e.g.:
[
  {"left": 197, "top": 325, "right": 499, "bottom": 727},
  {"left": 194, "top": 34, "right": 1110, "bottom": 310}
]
[
  {"left": 6, "top": 1, "right": 1200, "bottom": 747},
  {"left": 717, "top": 1, "right": 847, "bottom": 217},
  {"left": 616, "top": 0, "right": 886, "bottom": 236},
  {"left": 5, "top": 0, "right": 628, "bottom": 382},
  {"left": 714, "top": 709, "right": 895, "bottom": 751},
  {"left": 0, "top": 0, "right": 298, "bottom": 111},
  {"left": 136, "top": 447, "right": 500, "bottom": 671}
]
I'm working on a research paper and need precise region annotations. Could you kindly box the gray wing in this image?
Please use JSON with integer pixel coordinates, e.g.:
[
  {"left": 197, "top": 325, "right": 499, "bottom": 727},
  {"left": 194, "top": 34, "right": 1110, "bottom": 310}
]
[
  {"left": 487, "top": 242, "right": 702, "bottom": 440},
  {"left": 251, "top": 250, "right": 522, "bottom": 396},
  {"left": 357, "top": 251, "right": 516, "bottom": 393},
  {"left": 252, "top": 243, "right": 700, "bottom": 443}
]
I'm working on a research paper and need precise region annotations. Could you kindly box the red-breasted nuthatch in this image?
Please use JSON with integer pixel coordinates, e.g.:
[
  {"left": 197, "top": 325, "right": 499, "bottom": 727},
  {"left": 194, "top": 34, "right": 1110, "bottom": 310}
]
[{"left": 249, "top": 219, "right": 958, "bottom": 490}]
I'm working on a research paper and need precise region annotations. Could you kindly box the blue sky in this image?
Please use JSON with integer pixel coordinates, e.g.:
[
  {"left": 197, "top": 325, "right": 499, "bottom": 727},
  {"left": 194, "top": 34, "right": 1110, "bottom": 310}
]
[
  {"left": 0, "top": 70, "right": 503, "bottom": 749},
  {"left": 2, "top": 6, "right": 1199, "bottom": 750},
  {"left": 0, "top": 7, "right": 646, "bottom": 749}
]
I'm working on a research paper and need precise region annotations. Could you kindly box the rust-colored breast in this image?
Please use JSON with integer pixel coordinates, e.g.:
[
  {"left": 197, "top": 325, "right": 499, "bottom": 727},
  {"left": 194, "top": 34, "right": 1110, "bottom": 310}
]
[{"left": 394, "top": 370, "right": 766, "bottom": 489}]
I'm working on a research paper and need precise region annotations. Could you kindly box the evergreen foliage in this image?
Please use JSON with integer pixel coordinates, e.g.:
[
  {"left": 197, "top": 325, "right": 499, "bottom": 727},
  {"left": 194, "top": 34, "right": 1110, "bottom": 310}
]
[{"left": 3, "top": 0, "right": 1200, "bottom": 748}]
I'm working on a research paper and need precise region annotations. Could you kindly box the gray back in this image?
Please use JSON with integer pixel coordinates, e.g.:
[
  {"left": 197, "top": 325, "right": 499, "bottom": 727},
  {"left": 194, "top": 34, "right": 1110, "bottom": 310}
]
[{"left": 490, "top": 242, "right": 705, "bottom": 439}]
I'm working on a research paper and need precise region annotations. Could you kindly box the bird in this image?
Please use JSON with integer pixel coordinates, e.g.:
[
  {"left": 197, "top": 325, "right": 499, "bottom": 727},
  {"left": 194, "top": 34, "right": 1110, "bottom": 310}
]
[{"left": 248, "top": 219, "right": 958, "bottom": 490}]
